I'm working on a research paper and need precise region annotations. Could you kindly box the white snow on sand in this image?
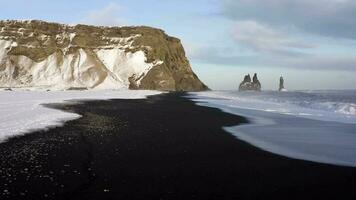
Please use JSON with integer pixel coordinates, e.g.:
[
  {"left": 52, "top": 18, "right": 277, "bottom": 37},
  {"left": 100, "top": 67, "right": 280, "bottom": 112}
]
[
  {"left": 190, "top": 91, "right": 356, "bottom": 167},
  {"left": 0, "top": 90, "right": 161, "bottom": 142}
]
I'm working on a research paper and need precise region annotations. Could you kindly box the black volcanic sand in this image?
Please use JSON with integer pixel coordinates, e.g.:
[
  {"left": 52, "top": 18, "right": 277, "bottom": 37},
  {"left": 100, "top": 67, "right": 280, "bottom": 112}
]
[{"left": 0, "top": 92, "right": 356, "bottom": 200}]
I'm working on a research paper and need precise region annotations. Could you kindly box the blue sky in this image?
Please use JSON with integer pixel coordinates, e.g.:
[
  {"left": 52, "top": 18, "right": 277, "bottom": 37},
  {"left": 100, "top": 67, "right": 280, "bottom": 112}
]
[{"left": 1, "top": 0, "right": 356, "bottom": 90}]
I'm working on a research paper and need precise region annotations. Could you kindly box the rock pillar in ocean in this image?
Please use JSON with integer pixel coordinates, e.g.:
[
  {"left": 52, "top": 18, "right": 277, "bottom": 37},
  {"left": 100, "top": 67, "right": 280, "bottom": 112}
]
[
  {"left": 252, "top": 73, "right": 261, "bottom": 90},
  {"left": 279, "top": 76, "right": 285, "bottom": 91},
  {"left": 239, "top": 73, "right": 261, "bottom": 91},
  {"left": 244, "top": 74, "right": 252, "bottom": 83}
]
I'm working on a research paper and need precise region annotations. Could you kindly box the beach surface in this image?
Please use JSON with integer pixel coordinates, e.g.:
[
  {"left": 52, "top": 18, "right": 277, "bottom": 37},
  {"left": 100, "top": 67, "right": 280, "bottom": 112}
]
[{"left": 0, "top": 92, "right": 356, "bottom": 199}]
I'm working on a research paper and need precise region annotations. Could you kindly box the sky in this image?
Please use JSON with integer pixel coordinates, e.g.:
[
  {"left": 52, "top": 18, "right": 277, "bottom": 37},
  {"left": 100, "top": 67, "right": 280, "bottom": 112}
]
[{"left": 1, "top": 0, "right": 356, "bottom": 90}]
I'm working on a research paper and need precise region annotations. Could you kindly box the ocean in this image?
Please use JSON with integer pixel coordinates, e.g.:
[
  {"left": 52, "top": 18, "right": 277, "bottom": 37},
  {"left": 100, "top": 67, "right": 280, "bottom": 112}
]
[{"left": 190, "top": 90, "right": 356, "bottom": 167}]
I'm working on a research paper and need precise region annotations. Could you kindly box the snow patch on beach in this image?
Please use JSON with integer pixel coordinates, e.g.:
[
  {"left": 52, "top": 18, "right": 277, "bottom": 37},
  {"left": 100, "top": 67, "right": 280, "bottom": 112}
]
[
  {"left": 0, "top": 90, "right": 161, "bottom": 142},
  {"left": 190, "top": 90, "right": 356, "bottom": 167}
]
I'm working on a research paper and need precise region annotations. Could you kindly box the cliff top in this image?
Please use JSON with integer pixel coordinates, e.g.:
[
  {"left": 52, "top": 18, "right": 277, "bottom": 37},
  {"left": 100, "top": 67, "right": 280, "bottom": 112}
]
[{"left": 0, "top": 19, "right": 208, "bottom": 91}]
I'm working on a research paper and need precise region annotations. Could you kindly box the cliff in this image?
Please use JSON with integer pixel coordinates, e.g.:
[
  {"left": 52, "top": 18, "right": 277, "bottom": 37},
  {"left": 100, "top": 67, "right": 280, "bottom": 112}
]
[{"left": 0, "top": 20, "right": 208, "bottom": 91}]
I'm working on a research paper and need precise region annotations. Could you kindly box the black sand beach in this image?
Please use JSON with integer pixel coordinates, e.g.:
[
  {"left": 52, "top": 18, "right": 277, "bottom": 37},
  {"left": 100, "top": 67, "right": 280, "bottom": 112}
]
[{"left": 0, "top": 92, "right": 356, "bottom": 199}]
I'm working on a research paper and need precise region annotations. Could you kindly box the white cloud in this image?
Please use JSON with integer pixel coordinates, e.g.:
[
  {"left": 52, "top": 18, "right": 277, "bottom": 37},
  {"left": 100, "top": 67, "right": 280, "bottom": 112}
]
[
  {"left": 286, "top": 55, "right": 356, "bottom": 70},
  {"left": 182, "top": 41, "right": 201, "bottom": 59},
  {"left": 232, "top": 20, "right": 316, "bottom": 54},
  {"left": 80, "top": 3, "right": 125, "bottom": 26},
  {"left": 222, "top": 0, "right": 356, "bottom": 39},
  {"left": 187, "top": 42, "right": 356, "bottom": 71}
]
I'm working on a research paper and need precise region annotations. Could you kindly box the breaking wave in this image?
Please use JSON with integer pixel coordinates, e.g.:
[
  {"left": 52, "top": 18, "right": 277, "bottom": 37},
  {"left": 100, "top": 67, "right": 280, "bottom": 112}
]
[
  {"left": 192, "top": 90, "right": 356, "bottom": 124},
  {"left": 190, "top": 90, "right": 356, "bottom": 167}
]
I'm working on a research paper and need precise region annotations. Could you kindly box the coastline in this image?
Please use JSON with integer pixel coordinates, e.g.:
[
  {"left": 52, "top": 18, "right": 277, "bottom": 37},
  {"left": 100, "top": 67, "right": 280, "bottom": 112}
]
[
  {"left": 0, "top": 90, "right": 161, "bottom": 142},
  {"left": 0, "top": 92, "right": 356, "bottom": 199},
  {"left": 190, "top": 91, "right": 356, "bottom": 167}
]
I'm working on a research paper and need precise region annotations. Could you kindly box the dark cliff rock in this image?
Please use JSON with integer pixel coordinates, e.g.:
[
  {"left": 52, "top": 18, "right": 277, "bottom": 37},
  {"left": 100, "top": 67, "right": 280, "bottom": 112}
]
[
  {"left": 239, "top": 73, "right": 261, "bottom": 91},
  {"left": 279, "top": 76, "right": 285, "bottom": 91}
]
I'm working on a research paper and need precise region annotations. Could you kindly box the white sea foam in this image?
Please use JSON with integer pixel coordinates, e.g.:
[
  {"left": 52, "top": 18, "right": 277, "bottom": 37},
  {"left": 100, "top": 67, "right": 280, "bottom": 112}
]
[
  {"left": 190, "top": 90, "right": 356, "bottom": 167},
  {"left": 0, "top": 90, "right": 161, "bottom": 142},
  {"left": 192, "top": 90, "right": 356, "bottom": 124}
]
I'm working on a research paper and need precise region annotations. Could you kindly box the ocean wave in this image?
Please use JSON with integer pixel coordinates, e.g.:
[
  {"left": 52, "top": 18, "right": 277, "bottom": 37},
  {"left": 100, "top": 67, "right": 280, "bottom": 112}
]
[
  {"left": 191, "top": 90, "right": 356, "bottom": 124},
  {"left": 335, "top": 103, "right": 356, "bottom": 115},
  {"left": 190, "top": 90, "right": 356, "bottom": 167}
]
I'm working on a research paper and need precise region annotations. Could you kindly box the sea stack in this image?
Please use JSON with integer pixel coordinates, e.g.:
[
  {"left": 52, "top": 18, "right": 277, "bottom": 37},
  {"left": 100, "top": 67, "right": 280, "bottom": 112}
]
[
  {"left": 279, "top": 76, "right": 285, "bottom": 91},
  {"left": 0, "top": 20, "right": 208, "bottom": 91},
  {"left": 239, "top": 73, "right": 261, "bottom": 91}
]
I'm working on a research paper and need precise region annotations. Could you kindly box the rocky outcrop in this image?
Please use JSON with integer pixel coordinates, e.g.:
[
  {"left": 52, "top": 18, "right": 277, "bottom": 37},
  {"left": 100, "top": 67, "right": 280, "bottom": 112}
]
[
  {"left": 0, "top": 20, "right": 208, "bottom": 91},
  {"left": 239, "top": 73, "right": 261, "bottom": 91},
  {"left": 279, "top": 76, "right": 285, "bottom": 91}
]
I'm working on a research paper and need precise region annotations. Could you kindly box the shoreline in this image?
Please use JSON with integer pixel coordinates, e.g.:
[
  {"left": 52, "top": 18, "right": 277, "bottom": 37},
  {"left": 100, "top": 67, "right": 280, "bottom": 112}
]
[
  {"left": 0, "top": 90, "right": 161, "bottom": 142},
  {"left": 0, "top": 92, "right": 356, "bottom": 199},
  {"left": 189, "top": 91, "right": 356, "bottom": 167}
]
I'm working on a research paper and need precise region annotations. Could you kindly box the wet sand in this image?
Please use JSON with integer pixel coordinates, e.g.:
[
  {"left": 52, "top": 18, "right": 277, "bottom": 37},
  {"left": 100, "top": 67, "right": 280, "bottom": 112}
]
[{"left": 0, "top": 92, "right": 356, "bottom": 199}]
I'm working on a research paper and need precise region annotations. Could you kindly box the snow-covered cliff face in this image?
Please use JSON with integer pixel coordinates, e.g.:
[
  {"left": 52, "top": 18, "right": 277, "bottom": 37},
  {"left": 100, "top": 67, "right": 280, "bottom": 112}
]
[{"left": 0, "top": 20, "right": 208, "bottom": 91}]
